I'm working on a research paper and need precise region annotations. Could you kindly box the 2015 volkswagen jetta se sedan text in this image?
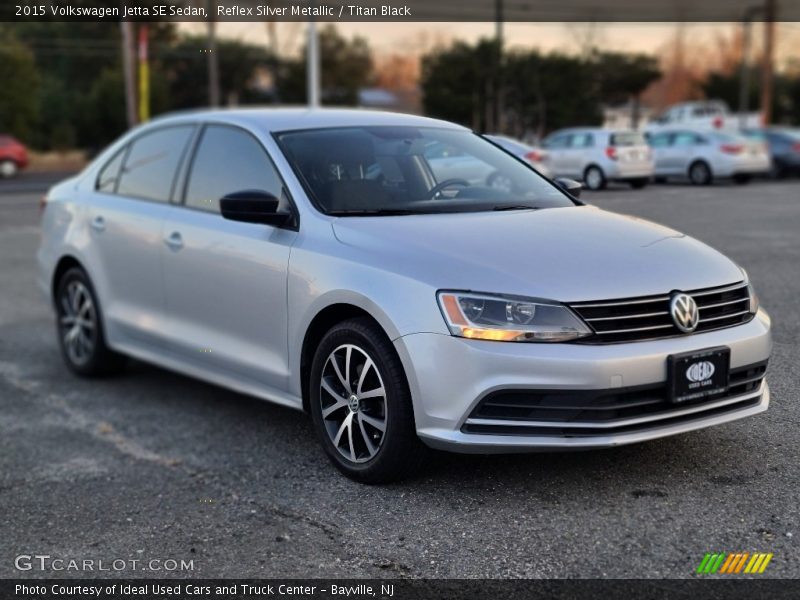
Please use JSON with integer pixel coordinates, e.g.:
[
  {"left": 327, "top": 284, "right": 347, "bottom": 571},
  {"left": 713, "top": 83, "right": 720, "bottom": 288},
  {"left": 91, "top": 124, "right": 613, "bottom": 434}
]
[{"left": 37, "top": 109, "right": 772, "bottom": 482}]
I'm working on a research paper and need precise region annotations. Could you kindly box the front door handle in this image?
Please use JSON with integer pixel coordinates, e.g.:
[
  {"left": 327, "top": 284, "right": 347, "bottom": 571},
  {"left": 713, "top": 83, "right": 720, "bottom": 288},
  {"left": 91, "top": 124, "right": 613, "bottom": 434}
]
[
  {"left": 164, "top": 231, "right": 184, "bottom": 251},
  {"left": 90, "top": 215, "right": 106, "bottom": 232}
]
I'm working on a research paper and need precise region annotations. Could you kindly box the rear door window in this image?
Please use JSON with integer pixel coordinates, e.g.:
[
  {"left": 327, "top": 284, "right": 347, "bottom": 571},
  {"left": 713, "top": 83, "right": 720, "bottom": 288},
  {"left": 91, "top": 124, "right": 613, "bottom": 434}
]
[
  {"left": 569, "top": 133, "right": 594, "bottom": 148},
  {"left": 117, "top": 125, "right": 195, "bottom": 203},
  {"left": 96, "top": 149, "right": 127, "bottom": 193}
]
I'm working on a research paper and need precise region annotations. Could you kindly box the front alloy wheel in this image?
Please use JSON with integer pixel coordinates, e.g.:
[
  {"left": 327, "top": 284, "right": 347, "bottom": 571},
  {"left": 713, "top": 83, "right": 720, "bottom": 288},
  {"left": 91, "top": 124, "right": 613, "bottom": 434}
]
[
  {"left": 309, "top": 317, "right": 425, "bottom": 483},
  {"left": 320, "top": 344, "right": 387, "bottom": 463}
]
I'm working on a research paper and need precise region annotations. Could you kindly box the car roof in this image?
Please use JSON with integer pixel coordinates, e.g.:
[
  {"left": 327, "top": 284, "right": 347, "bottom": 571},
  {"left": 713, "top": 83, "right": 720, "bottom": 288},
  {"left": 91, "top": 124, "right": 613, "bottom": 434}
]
[{"left": 142, "top": 107, "right": 467, "bottom": 134}]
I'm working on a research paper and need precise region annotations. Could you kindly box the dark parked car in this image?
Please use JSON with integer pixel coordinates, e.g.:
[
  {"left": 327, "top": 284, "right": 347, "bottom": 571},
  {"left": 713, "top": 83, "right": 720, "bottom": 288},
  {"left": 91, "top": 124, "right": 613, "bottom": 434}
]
[
  {"left": 0, "top": 135, "right": 29, "bottom": 178},
  {"left": 743, "top": 128, "right": 800, "bottom": 177}
]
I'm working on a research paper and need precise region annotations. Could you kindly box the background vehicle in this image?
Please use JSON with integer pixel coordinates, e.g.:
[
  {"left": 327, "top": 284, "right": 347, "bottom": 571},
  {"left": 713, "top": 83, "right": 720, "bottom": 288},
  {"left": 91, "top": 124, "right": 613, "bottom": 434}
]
[
  {"left": 542, "top": 127, "right": 653, "bottom": 190},
  {"left": 648, "top": 129, "right": 771, "bottom": 185},
  {"left": 0, "top": 135, "right": 29, "bottom": 178},
  {"left": 742, "top": 127, "right": 800, "bottom": 178},
  {"left": 485, "top": 134, "right": 552, "bottom": 178},
  {"left": 646, "top": 101, "right": 732, "bottom": 132}
]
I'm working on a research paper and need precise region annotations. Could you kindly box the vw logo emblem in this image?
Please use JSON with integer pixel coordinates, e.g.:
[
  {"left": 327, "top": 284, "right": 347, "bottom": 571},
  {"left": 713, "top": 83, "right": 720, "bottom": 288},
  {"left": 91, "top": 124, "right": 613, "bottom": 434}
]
[
  {"left": 686, "top": 361, "right": 715, "bottom": 383},
  {"left": 670, "top": 292, "right": 699, "bottom": 333}
]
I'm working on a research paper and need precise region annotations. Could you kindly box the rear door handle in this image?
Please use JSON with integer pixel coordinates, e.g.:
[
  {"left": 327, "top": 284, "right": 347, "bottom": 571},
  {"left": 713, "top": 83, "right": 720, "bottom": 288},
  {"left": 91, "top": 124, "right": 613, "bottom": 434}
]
[
  {"left": 164, "top": 231, "right": 184, "bottom": 251},
  {"left": 90, "top": 215, "right": 106, "bottom": 232}
]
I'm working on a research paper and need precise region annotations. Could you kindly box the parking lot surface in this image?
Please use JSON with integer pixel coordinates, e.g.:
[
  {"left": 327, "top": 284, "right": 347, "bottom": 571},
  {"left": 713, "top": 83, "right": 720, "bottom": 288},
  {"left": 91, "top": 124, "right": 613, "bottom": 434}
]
[{"left": 1, "top": 174, "right": 798, "bottom": 578}]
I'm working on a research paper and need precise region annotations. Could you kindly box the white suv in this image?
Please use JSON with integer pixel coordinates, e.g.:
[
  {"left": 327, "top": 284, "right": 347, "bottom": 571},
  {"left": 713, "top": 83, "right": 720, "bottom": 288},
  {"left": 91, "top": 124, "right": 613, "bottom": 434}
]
[{"left": 542, "top": 128, "right": 654, "bottom": 190}]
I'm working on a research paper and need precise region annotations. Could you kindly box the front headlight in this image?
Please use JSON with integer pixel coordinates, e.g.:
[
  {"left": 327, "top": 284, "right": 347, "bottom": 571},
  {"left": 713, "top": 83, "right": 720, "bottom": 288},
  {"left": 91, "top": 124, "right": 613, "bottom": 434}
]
[
  {"left": 748, "top": 282, "right": 760, "bottom": 314},
  {"left": 741, "top": 267, "right": 760, "bottom": 315},
  {"left": 437, "top": 291, "right": 592, "bottom": 342}
]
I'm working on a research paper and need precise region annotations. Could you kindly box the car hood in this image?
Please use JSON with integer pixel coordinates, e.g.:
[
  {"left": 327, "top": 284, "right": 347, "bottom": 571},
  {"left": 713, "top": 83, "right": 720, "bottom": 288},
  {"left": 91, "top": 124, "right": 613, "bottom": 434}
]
[{"left": 330, "top": 206, "right": 744, "bottom": 302}]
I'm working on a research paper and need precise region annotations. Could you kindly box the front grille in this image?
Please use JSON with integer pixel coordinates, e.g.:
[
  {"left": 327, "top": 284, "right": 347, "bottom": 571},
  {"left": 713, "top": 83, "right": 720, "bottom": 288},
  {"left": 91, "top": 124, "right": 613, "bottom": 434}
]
[
  {"left": 569, "top": 281, "right": 753, "bottom": 344},
  {"left": 463, "top": 361, "right": 767, "bottom": 437}
]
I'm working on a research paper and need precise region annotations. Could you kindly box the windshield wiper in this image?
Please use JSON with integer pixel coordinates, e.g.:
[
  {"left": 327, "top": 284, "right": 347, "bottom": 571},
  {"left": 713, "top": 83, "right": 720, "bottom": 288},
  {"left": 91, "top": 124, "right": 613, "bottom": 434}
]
[
  {"left": 492, "top": 205, "right": 540, "bottom": 211},
  {"left": 327, "top": 208, "right": 418, "bottom": 216}
]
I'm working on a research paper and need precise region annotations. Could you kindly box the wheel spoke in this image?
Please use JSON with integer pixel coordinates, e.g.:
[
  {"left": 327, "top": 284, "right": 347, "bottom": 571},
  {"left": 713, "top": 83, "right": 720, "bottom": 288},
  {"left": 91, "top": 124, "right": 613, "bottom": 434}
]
[
  {"left": 358, "top": 414, "right": 377, "bottom": 457},
  {"left": 60, "top": 315, "right": 76, "bottom": 326},
  {"left": 359, "top": 412, "right": 386, "bottom": 432},
  {"left": 347, "top": 417, "right": 356, "bottom": 461},
  {"left": 333, "top": 412, "right": 352, "bottom": 447},
  {"left": 330, "top": 352, "right": 351, "bottom": 394},
  {"left": 344, "top": 346, "right": 352, "bottom": 389},
  {"left": 321, "top": 378, "right": 346, "bottom": 401},
  {"left": 356, "top": 357, "right": 373, "bottom": 395},
  {"left": 322, "top": 397, "right": 348, "bottom": 419},
  {"left": 358, "top": 386, "right": 385, "bottom": 400}
]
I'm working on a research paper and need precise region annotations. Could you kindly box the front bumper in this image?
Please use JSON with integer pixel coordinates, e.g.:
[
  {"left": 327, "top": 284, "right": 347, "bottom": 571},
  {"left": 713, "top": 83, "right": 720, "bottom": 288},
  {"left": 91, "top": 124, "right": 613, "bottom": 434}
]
[{"left": 395, "top": 309, "right": 771, "bottom": 453}]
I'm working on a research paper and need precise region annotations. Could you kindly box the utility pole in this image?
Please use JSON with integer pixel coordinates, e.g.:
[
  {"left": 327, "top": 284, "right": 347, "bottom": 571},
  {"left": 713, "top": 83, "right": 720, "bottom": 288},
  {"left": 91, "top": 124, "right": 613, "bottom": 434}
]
[
  {"left": 494, "top": 0, "right": 504, "bottom": 133},
  {"left": 138, "top": 24, "right": 150, "bottom": 122},
  {"left": 307, "top": 9, "right": 320, "bottom": 107},
  {"left": 120, "top": 21, "right": 138, "bottom": 128},
  {"left": 207, "top": 0, "right": 221, "bottom": 107},
  {"left": 739, "top": 6, "right": 762, "bottom": 129},
  {"left": 760, "top": 0, "right": 776, "bottom": 125}
]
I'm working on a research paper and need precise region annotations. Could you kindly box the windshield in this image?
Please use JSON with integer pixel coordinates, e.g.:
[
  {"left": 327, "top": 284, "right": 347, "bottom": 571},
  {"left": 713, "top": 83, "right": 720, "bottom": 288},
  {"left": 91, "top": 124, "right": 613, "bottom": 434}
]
[{"left": 276, "top": 126, "right": 573, "bottom": 215}]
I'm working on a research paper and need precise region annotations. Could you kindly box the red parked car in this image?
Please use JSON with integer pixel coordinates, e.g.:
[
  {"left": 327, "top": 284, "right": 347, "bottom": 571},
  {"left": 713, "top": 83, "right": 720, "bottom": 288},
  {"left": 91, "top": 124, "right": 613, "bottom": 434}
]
[{"left": 0, "top": 135, "right": 29, "bottom": 178}]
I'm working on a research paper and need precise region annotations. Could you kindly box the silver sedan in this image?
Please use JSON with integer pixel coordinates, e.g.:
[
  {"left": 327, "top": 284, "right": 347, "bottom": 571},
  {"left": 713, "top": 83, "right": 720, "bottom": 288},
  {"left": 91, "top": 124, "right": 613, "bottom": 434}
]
[
  {"left": 37, "top": 109, "right": 771, "bottom": 482},
  {"left": 648, "top": 129, "right": 771, "bottom": 184}
]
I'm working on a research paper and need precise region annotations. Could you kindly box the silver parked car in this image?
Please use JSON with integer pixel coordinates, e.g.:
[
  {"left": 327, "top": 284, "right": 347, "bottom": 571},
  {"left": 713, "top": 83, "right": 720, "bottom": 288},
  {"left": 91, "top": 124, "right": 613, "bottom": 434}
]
[
  {"left": 648, "top": 129, "right": 771, "bottom": 185},
  {"left": 542, "top": 127, "right": 654, "bottom": 190},
  {"left": 38, "top": 109, "right": 771, "bottom": 483}
]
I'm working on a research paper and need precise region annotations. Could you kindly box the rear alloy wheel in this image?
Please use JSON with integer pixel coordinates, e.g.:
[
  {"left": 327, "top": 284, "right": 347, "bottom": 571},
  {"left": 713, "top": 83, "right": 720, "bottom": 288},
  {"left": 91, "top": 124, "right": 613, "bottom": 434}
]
[
  {"left": 55, "top": 267, "right": 126, "bottom": 376},
  {"left": 689, "top": 161, "right": 712, "bottom": 185},
  {"left": 309, "top": 318, "right": 425, "bottom": 483},
  {"left": 0, "top": 160, "right": 18, "bottom": 178},
  {"left": 583, "top": 166, "right": 606, "bottom": 191}
]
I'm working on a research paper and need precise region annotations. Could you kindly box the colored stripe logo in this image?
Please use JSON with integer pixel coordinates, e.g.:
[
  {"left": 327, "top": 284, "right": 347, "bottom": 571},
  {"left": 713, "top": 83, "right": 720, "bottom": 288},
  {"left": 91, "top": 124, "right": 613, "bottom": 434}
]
[{"left": 696, "top": 552, "right": 773, "bottom": 574}]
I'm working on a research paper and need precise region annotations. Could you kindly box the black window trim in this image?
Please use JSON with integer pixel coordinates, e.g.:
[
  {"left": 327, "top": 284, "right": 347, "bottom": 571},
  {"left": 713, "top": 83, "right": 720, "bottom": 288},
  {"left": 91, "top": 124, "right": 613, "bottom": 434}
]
[
  {"left": 177, "top": 122, "right": 299, "bottom": 231},
  {"left": 100, "top": 122, "right": 199, "bottom": 205}
]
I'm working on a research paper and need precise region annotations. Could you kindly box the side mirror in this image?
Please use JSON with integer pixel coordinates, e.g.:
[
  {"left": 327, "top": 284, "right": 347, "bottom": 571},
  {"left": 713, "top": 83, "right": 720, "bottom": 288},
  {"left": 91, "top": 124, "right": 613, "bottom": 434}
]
[
  {"left": 219, "top": 190, "right": 292, "bottom": 227},
  {"left": 554, "top": 177, "right": 582, "bottom": 199}
]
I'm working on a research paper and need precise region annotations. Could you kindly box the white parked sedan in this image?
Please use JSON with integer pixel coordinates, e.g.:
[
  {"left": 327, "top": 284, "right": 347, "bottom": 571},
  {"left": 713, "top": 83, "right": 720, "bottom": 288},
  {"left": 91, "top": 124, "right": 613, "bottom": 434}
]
[
  {"left": 542, "top": 128, "right": 654, "bottom": 190},
  {"left": 648, "top": 130, "right": 771, "bottom": 185}
]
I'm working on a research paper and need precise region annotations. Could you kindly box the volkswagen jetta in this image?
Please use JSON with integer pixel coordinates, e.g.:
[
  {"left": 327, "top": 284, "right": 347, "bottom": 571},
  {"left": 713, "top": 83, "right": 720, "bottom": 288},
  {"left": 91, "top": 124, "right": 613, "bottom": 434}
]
[{"left": 37, "top": 109, "right": 771, "bottom": 482}]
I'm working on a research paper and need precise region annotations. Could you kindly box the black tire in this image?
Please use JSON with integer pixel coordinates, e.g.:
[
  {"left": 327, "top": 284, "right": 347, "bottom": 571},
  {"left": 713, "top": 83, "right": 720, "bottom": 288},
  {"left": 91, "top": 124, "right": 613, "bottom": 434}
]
[
  {"left": 688, "top": 161, "right": 712, "bottom": 185},
  {"left": 628, "top": 178, "right": 649, "bottom": 189},
  {"left": 54, "top": 267, "right": 126, "bottom": 377},
  {"left": 733, "top": 174, "right": 751, "bottom": 185},
  {"left": 309, "top": 317, "right": 425, "bottom": 483},
  {"left": 583, "top": 165, "right": 606, "bottom": 191}
]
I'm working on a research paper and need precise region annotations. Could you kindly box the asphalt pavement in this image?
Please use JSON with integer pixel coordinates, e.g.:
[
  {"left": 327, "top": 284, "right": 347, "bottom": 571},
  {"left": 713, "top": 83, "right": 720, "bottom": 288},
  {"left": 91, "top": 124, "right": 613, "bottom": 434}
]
[{"left": 1, "top": 173, "right": 798, "bottom": 579}]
